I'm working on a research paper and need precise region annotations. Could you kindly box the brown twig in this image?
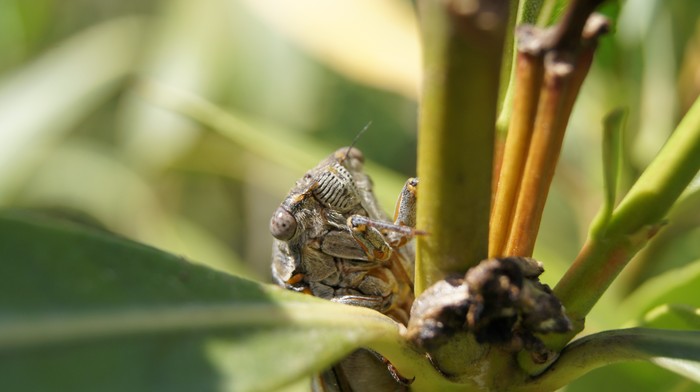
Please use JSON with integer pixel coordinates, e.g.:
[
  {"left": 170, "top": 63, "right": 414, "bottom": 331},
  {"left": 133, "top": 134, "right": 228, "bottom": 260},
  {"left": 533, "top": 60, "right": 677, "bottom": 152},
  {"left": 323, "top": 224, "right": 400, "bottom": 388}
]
[
  {"left": 490, "top": 26, "right": 545, "bottom": 258},
  {"left": 501, "top": 10, "right": 609, "bottom": 257},
  {"left": 542, "top": 0, "right": 607, "bottom": 52}
]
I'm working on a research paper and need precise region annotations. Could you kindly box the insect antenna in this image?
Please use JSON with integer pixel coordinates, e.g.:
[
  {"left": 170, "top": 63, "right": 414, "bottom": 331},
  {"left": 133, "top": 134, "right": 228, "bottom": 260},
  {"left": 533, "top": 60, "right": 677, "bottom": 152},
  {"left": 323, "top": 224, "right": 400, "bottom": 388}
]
[{"left": 343, "top": 121, "right": 373, "bottom": 161}]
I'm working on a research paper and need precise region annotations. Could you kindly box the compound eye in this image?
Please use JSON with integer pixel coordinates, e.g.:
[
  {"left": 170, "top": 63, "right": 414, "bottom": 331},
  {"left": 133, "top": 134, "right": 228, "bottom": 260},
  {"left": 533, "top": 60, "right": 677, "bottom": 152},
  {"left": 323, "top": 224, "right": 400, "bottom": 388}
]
[{"left": 270, "top": 207, "right": 297, "bottom": 241}]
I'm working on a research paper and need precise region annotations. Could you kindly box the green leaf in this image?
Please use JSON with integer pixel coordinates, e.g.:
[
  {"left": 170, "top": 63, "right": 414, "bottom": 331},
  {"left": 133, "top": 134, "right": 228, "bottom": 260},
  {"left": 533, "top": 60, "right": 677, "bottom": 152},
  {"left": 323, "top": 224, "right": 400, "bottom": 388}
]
[
  {"left": 618, "top": 259, "right": 700, "bottom": 326},
  {"left": 496, "top": 0, "right": 544, "bottom": 133},
  {"left": 564, "top": 361, "right": 697, "bottom": 392},
  {"left": 138, "top": 82, "right": 408, "bottom": 211},
  {"left": 118, "top": 0, "right": 234, "bottom": 170},
  {"left": 537, "top": 0, "right": 570, "bottom": 26},
  {"left": 0, "top": 210, "right": 408, "bottom": 392},
  {"left": 641, "top": 304, "right": 700, "bottom": 330},
  {"left": 621, "top": 187, "right": 700, "bottom": 292},
  {"left": 529, "top": 328, "right": 700, "bottom": 390}
]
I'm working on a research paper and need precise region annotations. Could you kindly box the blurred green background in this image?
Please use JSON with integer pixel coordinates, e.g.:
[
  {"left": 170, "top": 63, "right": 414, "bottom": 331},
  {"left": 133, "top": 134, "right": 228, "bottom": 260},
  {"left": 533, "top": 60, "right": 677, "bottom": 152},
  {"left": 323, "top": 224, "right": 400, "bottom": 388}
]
[
  {"left": 1, "top": 0, "right": 699, "bottom": 389},
  {"left": 0, "top": 0, "right": 422, "bottom": 281}
]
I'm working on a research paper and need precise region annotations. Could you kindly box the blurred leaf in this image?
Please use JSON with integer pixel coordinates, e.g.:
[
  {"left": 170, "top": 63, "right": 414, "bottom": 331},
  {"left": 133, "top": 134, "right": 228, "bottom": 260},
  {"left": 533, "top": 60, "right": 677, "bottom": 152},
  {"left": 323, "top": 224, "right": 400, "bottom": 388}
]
[
  {"left": 536, "top": 0, "right": 569, "bottom": 26},
  {"left": 0, "top": 210, "right": 405, "bottom": 392},
  {"left": 139, "top": 81, "right": 408, "bottom": 210},
  {"left": 536, "top": 185, "right": 583, "bottom": 283},
  {"left": 118, "top": 0, "right": 233, "bottom": 170},
  {"left": 171, "top": 215, "right": 256, "bottom": 279},
  {"left": 563, "top": 361, "right": 699, "bottom": 392},
  {"left": 618, "top": 2, "right": 678, "bottom": 167},
  {"left": 678, "top": 17, "right": 700, "bottom": 112},
  {"left": 617, "top": 259, "right": 700, "bottom": 327},
  {"left": 241, "top": 0, "right": 420, "bottom": 99},
  {"left": 19, "top": 141, "right": 164, "bottom": 237},
  {"left": 621, "top": 188, "right": 700, "bottom": 291},
  {"left": 651, "top": 357, "right": 700, "bottom": 385},
  {"left": 0, "top": 16, "right": 144, "bottom": 202},
  {"left": 17, "top": 140, "right": 250, "bottom": 278},
  {"left": 641, "top": 304, "right": 700, "bottom": 330}
]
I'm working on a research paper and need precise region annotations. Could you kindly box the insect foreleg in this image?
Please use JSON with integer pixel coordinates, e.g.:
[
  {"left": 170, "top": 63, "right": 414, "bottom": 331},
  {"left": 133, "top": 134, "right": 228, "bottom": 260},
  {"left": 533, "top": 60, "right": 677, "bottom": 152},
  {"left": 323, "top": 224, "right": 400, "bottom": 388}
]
[
  {"left": 347, "top": 217, "right": 394, "bottom": 262},
  {"left": 393, "top": 178, "right": 418, "bottom": 228}
]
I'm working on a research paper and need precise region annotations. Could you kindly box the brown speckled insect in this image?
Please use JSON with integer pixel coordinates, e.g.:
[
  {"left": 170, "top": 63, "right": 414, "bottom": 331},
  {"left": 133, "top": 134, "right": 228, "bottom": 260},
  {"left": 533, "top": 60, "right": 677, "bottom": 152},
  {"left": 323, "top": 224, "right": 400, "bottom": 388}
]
[
  {"left": 270, "top": 147, "right": 418, "bottom": 390},
  {"left": 270, "top": 147, "right": 418, "bottom": 323}
]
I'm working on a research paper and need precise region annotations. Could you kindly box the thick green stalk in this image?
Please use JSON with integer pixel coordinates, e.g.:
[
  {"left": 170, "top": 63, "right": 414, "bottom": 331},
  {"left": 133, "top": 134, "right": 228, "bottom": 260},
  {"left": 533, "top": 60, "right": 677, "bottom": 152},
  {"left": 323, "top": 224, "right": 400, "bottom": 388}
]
[{"left": 415, "top": 0, "right": 508, "bottom": 294}]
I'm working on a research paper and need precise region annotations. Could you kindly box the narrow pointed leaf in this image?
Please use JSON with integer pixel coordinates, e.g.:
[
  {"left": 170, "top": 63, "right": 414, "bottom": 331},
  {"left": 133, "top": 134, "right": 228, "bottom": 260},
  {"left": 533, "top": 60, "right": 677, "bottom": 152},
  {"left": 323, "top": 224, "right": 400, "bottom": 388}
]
[
  {"left": 591, "top": 108, "right": 627, "bottom": 233},
  {"left": 139, "top": 83, "right": 407, "bottom": 209}
]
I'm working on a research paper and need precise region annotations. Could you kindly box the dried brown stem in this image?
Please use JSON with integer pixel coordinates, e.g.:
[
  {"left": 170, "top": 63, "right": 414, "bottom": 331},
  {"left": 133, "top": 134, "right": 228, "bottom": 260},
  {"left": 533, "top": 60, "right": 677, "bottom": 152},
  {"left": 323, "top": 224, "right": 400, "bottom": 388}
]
[
  {"left": 491, "top": 133, "right": 506, "bottom": 208},
  {"left": 543, "top": 0, "right": 607, "bottom": 52},
  {"left": 489, "top": 27, "right": 545, "bottom": 258},
  {"left": 501, "top": 14, "right": 609, "bottom": 257}
]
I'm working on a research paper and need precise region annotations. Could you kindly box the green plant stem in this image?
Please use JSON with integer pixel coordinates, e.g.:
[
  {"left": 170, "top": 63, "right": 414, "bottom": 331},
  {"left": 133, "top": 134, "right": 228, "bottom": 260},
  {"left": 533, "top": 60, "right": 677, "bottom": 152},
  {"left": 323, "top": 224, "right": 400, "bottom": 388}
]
[
  {"left": 495, "top": 0, "right": 545, "bottom": 136},
  {"left": 373, "top": 332, "right": 482, "bottom": 392},
  {"left": 536, "top": 0, "right": 559, "bottom": 25},
  {"left": 496, "top": 0, "right": 525, "bottom": 119},
  {"left": 494, "top": 0, "right": 546, "bottom": 198},
  {"left": 549, "top": 96, "right": 700, "bottom": 351},
  {"left": 521, "top": 328, "right": 700, "bottom": 391},
  {"left": 370, "top": 328, "right": 471, "bottom": 391},
  {"left": 415, "top": 0, "right": 508, "bottom": 295}
]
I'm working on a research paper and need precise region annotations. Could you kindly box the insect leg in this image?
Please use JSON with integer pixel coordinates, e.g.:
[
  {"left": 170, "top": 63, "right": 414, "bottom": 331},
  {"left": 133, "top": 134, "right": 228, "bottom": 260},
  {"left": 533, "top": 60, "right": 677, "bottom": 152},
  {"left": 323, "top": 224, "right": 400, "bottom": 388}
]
[
  {"left": 389, "top": 177, "right": 419, "bottom": 248},
  {"left": 366, "top": 349, "right": 415, "bottom": 386},
  {"left": 348, "top": 213, "right": 421, "bottom": 252},
  {"left": 342, "top": 178, "right": 420, "bottom": 255},
  {"left": 393, "top": 177, "right": 418, "bottom": 227},
  {"left": 346, "top": 216, "right": 394, "bottom": 262},
  {"left": 331, "top": 294, "right": 389, "bottom": 313}
]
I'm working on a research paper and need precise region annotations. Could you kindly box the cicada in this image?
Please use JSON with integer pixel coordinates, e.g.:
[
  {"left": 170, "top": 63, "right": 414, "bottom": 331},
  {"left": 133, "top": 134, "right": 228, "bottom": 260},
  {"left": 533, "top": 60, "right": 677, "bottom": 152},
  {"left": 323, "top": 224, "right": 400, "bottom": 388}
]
[{"left": 270, "top": 147, "right": 418, "bottom": 391}]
